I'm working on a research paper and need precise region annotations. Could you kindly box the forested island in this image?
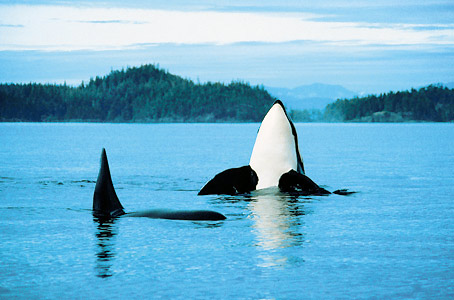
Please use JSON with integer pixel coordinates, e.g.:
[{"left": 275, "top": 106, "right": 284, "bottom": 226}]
[
  {"left": 323, "top": 85, "right": 454, "bottom": 122},
  {"left": 0, "top": 64, "right": 275, "bottom": 122},
  {"left": 1, "top": 64, "right": 453, "bottom": 122}
]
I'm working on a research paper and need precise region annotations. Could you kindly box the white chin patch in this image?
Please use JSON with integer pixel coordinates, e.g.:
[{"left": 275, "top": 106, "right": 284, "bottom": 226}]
[{"left": 249, "top": 103, "right": 297, "bottom": 189}]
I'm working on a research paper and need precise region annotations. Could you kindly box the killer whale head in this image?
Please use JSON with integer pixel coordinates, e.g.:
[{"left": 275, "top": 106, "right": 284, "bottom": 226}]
[
  {"left": 249, "top": 100, "right": 305, "bottom": 189},
  {"left": 198, "top": 100, "right": 327, "bottom": 196}
]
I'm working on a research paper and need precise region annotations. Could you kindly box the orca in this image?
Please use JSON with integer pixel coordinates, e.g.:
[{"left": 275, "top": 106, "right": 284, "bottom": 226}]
[
  {"left": 199, "top": 100, "right": 351, "bottom": 196},
  {"left": 93, "top": 148, "right": 226, "bottom": 221}
]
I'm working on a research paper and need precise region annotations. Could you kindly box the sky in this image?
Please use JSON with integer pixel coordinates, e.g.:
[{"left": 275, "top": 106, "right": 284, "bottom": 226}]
[{"left": 0, "top": 0, "right": 453, "bottom": 94}]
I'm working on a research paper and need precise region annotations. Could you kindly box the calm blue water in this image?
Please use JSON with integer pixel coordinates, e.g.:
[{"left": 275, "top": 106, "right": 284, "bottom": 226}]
[{"left": 0, "top": 122, "right": 453, "bottom": 299}]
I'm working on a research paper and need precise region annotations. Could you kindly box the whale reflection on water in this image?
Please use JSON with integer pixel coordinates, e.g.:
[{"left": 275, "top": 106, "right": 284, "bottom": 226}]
[
  {"left": 92, "top": 188, "right": 312, "bottom": 272},
  {"left": 93, "top": 217, "right": 118, "bottom": 278},
  {"left": 247, "top": 188, "right": 309, "bottom": 267}
]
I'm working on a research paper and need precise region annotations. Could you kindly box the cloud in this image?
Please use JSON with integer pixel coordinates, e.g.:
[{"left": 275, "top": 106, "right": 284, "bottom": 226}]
[
  {"left": 1, "top": 2, "right": 452, "bottom": 93},
  {"left": 408, "top": 24, "right": 454, "bottom": 31},
  {"left": 74, "top": 19, "right": 148, "bottom": 25},
  {"left": 0, "top": 4, "right": 453, "bottom": 51},
  {"left": 0, "top": 23, "right": 24, "bottom": 28}
]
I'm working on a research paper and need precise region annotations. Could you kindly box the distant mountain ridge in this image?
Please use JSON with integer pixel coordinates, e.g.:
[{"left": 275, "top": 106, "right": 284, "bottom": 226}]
[{"left": 266, "top": 83, "right": 357, "bottom": 110}]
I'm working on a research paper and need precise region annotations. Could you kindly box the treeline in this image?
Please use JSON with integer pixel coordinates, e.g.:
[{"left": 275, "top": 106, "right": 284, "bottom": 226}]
[
  {"left": 323, "top": 85, "right": 454, "bottom": 122},
  {"left": 2, "top": 65, "right": 453, "bottom": 123},
  {"left": 0, "top": 64, "right": 276, "bottom": 122}
]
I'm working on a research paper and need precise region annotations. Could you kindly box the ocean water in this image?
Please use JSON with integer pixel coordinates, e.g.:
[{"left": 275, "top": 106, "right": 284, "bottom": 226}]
[{"left": 0, "top": 122, "right": 453, "bottom": 299}]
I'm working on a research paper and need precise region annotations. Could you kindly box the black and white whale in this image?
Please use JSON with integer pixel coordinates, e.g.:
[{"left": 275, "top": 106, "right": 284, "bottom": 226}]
[
  {"left": 198, "top": 100, "right": 351, "bottom": 196},
  {"left": 93, "top": 148, "right": 226, "bottom": 221}
]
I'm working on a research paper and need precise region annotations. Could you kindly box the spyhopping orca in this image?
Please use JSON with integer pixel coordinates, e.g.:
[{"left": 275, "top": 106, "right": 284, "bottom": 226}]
[
  {"left": 93, "top": 148, "right": 226, "bottom": 221},
  {"left": 199, "top": 100, "right": 352, "bottom": 196}
]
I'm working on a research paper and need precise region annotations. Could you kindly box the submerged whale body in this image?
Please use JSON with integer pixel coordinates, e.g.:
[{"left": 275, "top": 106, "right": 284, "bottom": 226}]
[
  {"left": 199, "top": 100, "right": 350, "bottom": 196},
  {"left": 93, "top": 148, "right": 226, "bottom": 221}
]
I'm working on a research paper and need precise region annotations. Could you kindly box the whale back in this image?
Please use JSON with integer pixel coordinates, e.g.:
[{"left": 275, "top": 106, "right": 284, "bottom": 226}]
[
  {"left": 249, "top": 100, "right": 305, "bottom": 189},
  {"left": 93, "top": 148, "right": 226, "bottom": 220},
  {"left": 127, "top": 209, "right": 226, "bottom": 221}
]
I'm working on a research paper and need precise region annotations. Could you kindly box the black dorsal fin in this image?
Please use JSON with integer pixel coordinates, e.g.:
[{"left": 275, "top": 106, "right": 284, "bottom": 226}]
[{"left": 93, "top": 148, "right": 125, "bottom": 218}]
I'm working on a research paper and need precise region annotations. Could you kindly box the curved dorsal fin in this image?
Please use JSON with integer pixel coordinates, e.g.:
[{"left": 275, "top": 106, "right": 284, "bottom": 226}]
[{"left": 93, "top": 148, "right": 125, "bottom": 217}]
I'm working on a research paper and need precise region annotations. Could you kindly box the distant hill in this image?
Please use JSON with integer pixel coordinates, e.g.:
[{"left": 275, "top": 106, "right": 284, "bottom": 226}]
[
  {"left": 0, "top": 64, "right": 276, "bottom": 122},
  {"left": 324, "top": 85, "right": 454, "bottom": 122},
  {"left": 266, "top": 83, "right": 357, "bottom": 110}
]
